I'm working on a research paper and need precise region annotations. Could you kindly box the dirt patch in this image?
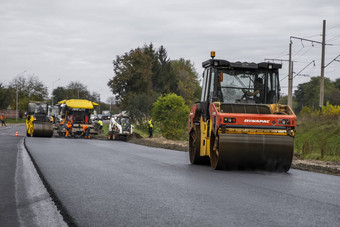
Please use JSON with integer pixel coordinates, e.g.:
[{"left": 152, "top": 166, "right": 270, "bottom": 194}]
[
  {"left": 128, "top": 134, "right": 340, "bottom": 176},
  {"left": 292, "top": 156, "right": 340, "bottom": 176}
]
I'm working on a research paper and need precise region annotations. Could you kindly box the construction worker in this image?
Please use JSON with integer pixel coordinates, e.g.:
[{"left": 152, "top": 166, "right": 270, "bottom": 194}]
[
  {"left": 80, "top": 125, "right": 91, "bottom": 139},
  {"left": 1, "top": 113, "right": 6, "bottom": 126},
  {"left": 242, "top": 77, "right": 265, "bottom": 103},
  {"left": 65, "top": 119, "right": 73, "bottom": 138},
  {"left": 98, "top": 119, "right": 103, "bottom": 130},
  {"left": 147, "top": 117, "right": 153, "bottom": 138}
]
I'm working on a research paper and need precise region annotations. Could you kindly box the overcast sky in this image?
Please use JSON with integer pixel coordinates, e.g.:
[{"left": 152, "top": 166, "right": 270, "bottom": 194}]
[{"left": 1, "top": 0, "right": 339, "bottom": 102}]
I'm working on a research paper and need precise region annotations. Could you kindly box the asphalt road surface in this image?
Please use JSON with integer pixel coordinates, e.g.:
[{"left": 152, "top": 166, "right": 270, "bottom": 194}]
[
  {"left": 0, "top": 124, "right": 66, "bottom": 227},
  {"left": 23, "top": 134, "right": 340, "bottom": 227}
]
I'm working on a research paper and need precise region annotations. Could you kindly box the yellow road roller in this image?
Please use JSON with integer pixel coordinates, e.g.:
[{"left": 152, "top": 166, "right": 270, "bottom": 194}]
[
  {"left": 188, "top": 52, "right": 297, "bottom": 171},
  {"left": 26, "top": 102, "right": 53, "bottom": 137}
]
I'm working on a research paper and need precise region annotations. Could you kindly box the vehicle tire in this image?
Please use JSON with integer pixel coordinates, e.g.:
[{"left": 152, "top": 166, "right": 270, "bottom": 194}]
[
  {"left": 210, "top": 133, "right": 224, "bottom": 170},
  {"left": 189, "top": 126, "right": 209, "bottom": 165}
]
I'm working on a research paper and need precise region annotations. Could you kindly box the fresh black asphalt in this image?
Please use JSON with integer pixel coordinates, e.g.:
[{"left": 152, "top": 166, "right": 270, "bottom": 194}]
[
  {"left": 25, "top": 136, "right": 340, "bottom": 226},
  {"left": 0, "top": 125, "right": 66, "bottom": 227},
  {"left": 0, "top": 125, "right": 26, "bottom": 227}
]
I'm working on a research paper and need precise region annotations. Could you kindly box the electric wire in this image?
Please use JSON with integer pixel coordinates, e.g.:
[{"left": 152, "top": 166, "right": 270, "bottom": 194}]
[
  {"left": 327, "top": 24, "right": 340, "bottom": 31},
  {"left": 326, "top": 34, "right": 340, "bottom": 42}
]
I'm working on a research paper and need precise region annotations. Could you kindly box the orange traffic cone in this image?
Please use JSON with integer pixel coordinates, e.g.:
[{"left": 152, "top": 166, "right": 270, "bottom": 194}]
[{"left": 15, "top": 131, "right": 18, "bottom": 137}]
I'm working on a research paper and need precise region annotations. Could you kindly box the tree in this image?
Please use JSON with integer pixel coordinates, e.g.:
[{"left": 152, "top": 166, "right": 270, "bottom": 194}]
[
  {"left": 294, "top": 76, "right": 338, "bottom": 113},
  {"left": 152, "top": 93, "right": 189, "bottom": 140},
  {"left": 66, "top": 81, "right": 91, "bottom": 99},
  {"left": 0, "top": 83, "right": 10, "bottom": 109},
  {"left": 171, "top": 58, "right": 201, "bottom": 105},
  {"left": 334, "top": 78, "right": 340, "bottom": 90},
  {"left": 124, "top": 92, "right": 155, "bottom": 123},
  {"left": 52, "top": 81, "right": 94, "bottom": 105},
  {"left": 148, "top": 45, "right": 176, "bottom": 95},
  {"left": 52, "top": 86, "right": 68, "bottom": 104},
  {"left": 108, "top": 47, "right": 153, "bottom": 121},
  {"left": 8, "top": 75, "right": 48, "bottom": 111}
]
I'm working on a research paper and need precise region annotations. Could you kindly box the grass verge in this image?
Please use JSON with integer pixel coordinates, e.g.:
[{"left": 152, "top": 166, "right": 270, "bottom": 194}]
[
  {"left": 295, "top": 119, "right": 340, "bottom": 161},
  {"left": 4, "top": 118, "right": 26, "bottom": 124}
]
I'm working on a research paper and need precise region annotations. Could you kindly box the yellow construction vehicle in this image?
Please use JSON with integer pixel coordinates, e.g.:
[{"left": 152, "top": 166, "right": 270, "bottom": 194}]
[
  {"left": 26, "top": 102, "right": 54, "bottom": 137},
  {"left": 188, "top": 52, "right": 296, "bottom": 171},
  {"left": 56, "top": 99, "right": 99, "bottom": 137}
]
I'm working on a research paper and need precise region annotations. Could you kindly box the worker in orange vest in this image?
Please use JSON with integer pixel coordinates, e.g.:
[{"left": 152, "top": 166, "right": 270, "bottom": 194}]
[
  {"left": 1, "top": 113, "right": 6, "bottom": 127},
  {"left": 80, "top": 124, "right": 91, "bottom": 139},
  {"left": 65, "top": 119, "right": 73, "bottom": 138}
]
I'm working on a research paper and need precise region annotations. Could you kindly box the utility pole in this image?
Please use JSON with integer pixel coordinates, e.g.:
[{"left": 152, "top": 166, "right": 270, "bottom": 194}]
[
  {"left": 288, "top": 41, "right": 293, "bottom": 108},
  {"left": 16, "top": 86, "right": 18, "bottom": 121},
  {"left": 319, "top": 19, "right": 326, "bottom": 107}
]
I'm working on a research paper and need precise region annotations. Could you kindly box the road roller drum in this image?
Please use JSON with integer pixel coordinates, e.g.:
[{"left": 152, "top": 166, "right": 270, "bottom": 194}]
[
  {"left": 26, "top": 102, "right": 54, "bottom": 138},
  {"left": 210, "top": 133, "right": 293, "bottom": 171},
  {"left": 32, "top": 122, "right": 54, "bottom": 137}
]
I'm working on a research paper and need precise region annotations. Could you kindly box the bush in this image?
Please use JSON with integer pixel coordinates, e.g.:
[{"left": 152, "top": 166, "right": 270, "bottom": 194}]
[
  {"left": 299, "top": 102, "right": 340, "bottom": 122},
  {"left": 320, "top": 102, "right": 340, "bottom": 120},
  {"left": 152, "top": 93, "right": 189, "bottom": 140}
]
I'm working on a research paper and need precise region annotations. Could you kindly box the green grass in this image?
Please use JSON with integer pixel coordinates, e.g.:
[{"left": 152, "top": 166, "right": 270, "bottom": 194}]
[
  {"left": 294, "top": 119, "right": 340, "bottom": 161},
  {"left": 102, "top": 123, "right": 109, "bottom": 136},
  {"left": 4, "top": 118, "right": 26, "bottom": 124}
]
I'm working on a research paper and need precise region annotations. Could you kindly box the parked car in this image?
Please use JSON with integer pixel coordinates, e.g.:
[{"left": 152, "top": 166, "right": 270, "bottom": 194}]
[{"left": 90, "top": 114, "right": 98, "bottom": 121}]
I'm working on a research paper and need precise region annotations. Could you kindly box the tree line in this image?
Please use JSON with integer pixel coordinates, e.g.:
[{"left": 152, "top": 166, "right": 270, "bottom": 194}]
[
  {"left": 0, "top": 76, "right": 109, "bottom": 116},
  {"left": 0, "top": 75, "right": 48, "bottom": 116},
  {"left": 280, "top": 77, "right": 340, "bottom": 113}
]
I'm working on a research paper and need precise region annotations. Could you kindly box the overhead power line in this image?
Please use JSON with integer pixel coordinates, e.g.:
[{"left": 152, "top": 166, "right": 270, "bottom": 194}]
[
  {"left": 293, "top": 60, "right": 315, "bottom": 78},
  {"left": 327, "top": 24, "right": 340, "bottom": 31},
  {"left": 324, "top": 54, "right": 340, "bottom": 68},
  {"left": 326, "top": 34, "right": 340, "bottom": 42}
]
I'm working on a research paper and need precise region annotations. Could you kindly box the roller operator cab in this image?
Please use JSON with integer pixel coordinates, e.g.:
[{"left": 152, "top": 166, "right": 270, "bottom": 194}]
[{"left": 188, "top": 52, "right": 296, "bottom": 171}]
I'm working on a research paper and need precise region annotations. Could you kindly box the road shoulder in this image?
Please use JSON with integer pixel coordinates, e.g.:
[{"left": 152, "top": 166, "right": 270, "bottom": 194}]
[{"left": 16, "top": 137, "right": 67, "bottom": 226}]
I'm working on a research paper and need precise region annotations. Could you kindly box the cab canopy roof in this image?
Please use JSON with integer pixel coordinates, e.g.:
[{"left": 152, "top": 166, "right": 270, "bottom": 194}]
[
  {"left": 58, "top": 99, "right": 99, "bottom": 109},
  {"left": 202, "top": 59, "right": 282, "bottom": 70}
]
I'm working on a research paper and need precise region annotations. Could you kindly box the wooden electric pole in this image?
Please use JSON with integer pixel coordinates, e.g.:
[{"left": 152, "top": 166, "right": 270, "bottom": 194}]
[{"left": 319, "top": 19, "right": 326, "bottom": 107}]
